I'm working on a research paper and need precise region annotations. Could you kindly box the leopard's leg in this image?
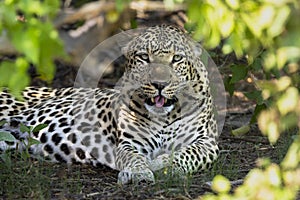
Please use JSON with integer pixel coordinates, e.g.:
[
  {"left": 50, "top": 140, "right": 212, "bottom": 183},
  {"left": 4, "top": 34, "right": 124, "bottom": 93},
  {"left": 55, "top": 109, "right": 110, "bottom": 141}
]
[
  {"left": 115, "top": 141, "right": 155, "bottom": 184},
  {"left": 149, "top": 109, "right": 219, "bottom": 176},
  {"left": 149, "top": 136, "right": 219, "bottom": 176}
]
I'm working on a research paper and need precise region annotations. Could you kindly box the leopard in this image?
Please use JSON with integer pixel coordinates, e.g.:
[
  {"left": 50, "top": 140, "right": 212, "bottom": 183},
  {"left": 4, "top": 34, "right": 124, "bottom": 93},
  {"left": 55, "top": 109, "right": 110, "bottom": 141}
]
[{"left": 0, "top": 24, "right": 219, "bottom": 184}]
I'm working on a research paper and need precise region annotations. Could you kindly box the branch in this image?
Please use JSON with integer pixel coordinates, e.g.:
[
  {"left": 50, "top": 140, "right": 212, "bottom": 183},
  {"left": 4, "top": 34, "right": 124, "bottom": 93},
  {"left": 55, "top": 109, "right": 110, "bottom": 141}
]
[{"left": 54, "top": 1, "right": 116, "bottom": 28}]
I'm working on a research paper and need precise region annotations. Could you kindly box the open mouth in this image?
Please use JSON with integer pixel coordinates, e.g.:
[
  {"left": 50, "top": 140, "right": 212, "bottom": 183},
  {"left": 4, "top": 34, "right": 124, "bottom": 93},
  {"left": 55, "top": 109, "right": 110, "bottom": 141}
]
[{"left": 145, "top": 95, "right": 177, "bottom": 108}]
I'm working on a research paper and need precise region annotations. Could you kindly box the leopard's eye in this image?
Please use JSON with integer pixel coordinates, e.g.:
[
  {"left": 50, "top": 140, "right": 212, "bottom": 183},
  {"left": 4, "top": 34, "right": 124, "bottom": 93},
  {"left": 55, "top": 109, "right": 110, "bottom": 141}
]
[
  {"left": 172, "top": 54, "right": 184, "bottom": 63},
  {"left": 136, "top": 53, "right": 150, "bottom": 62}
]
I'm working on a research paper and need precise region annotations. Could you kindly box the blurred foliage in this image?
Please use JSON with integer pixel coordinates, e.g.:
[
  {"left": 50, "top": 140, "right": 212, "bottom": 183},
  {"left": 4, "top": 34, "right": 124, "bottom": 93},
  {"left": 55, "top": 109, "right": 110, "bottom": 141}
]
[
  {"left": 186, "top": 0, "right": 294, "bottom": 57},
  {"left": 201, "top": 138, "right": 300, "bottom": 200},
  {"left": 0, "top": 0, "right": 65, "bottom": 98},
  {"left": 0, "top": 0, "right": 132, "bottom": 98},
  {"left": 168, "top": 0, "right": 300, "bottom": 199}
]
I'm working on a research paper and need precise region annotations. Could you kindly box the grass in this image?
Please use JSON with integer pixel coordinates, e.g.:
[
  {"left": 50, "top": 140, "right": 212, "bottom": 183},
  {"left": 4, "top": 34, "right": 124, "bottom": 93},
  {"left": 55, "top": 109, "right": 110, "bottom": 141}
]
[
  {"left": 0, "top": 155, "right": 52, "bottom": 199},
  {"left": 0, "top": 127, "right": 296, "bottom": 199},
  {"left": 0, "top": 151, "right": 83, "bottom": 199}
]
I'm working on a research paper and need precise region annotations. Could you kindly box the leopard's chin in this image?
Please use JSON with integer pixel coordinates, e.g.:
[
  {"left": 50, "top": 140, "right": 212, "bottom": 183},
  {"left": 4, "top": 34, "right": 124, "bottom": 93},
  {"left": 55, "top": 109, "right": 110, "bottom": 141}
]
[{"left": 144, "top": 95, "right": 177, "bottom": 116}]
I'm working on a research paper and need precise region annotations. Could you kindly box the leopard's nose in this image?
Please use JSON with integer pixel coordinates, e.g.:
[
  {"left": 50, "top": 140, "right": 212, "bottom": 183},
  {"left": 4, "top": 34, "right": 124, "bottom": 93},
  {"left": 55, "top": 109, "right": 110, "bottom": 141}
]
[
  {"left": 151, "top": 82, "right": 168, "bottom": 90},
  {"left": 149, "top": 63, "right": 172, "bottom": 85}
]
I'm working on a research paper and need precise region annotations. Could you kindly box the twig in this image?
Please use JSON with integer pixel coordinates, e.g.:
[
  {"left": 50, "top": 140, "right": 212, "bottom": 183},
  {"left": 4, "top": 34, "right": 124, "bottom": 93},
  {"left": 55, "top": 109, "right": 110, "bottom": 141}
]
[
  {"left": 54, "top": 1, "right": 116, "bottom": 28},
  {"left": 130, "top": 1, "right": 186, "bottom": 11}
]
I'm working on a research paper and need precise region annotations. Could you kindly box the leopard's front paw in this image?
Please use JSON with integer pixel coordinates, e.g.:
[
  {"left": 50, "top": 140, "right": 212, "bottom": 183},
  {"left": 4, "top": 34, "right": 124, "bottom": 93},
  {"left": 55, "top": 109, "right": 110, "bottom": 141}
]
[
  {"left": 117, "top": 167, "right": 155, "bottom": 184},
  {"left": 148, "top": 153, "right": 170, "bottom": 171}
]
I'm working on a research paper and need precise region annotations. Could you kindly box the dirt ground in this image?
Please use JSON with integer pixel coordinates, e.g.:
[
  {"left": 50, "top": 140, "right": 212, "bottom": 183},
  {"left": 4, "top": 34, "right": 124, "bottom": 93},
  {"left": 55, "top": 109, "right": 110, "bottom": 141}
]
[{"left": 22, "top": 55, "right": 292, "bottom": 200}]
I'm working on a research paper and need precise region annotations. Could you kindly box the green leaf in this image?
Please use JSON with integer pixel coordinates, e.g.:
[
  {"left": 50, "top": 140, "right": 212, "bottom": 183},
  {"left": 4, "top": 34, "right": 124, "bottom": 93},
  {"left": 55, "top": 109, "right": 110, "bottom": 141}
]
[
  {"left": 0, "top": 153, "right": 12, "bottom": 167},
  {"left": 0, "top": 45, "right": 30, "bottom": 96},
  {"left": 9, "top": 70, "right": 30, "bottom": 99},
  {"left": 1, "top": 3, "right": 16, "bottom": 25},
  {"left": 28, "top": 137, "right": 41, "bottom": 146},
  {"left": 250, "top": 104, "right": 267, "bottom": 124},
  {"left": 224, "top": 76, "right": 235, "bottom": 96},
  {"left": 0, "top": 61, "right": 15, "bottom": 87},
  {"left": 7, "top": 57, "right": 30, "bottom": 97},
  {"left": 0, "top": 120, "right": 7, "bottom": 126},
  {"left": 219, "top": 10, "right": 234, "bottom": 38},
  {"left": 20, "top": 123, "right": 30, "bottom": 133},
  {"left": 38, "top": 22, "right": 65, "bottom": 81},
  {"left": 281, "top": 136, "right": 300, "bottom": 169},
  {"left": 280, "top": 113, "right": 299, "bottom": 131},
  {"left": 231, "top": 125, "right": 250, "bottom": 136},
  {"left": 249, "top": 57, "right": 263, "bottom": 71},
  {"left": 225, "top": 0, "right": 239, "bottom": 10},
  {"left": 32, "top": 123, "right": 48, "bottom": 133},
  {"left": 241, "top": 10, "right": 263, "bottom": 38},
  {"left": 211, "top": 175, "right": 231, "bottom": 193},
  {"left": 230, "top": 65, "right": 248, "bottom": 84},
  {"left": 244, "top": 90, "right": 264, "bottom": 105},
  {"left": 277, "top": 87, "right": 299, "bottom": 115},
  {"left": 115, "top": 0, "right": 124, "bottom": 11},
  {"left": 0, "top": 131, "right": 16, "bottom": 142},
  {"left": 11, "top": 24, "right": 40, "bottom": 65},
  {"left": 268, "top": 6, "right": 290, "bottom": 37},
  {"left": 226, "top": 30, "right": 244, "bottom": 57},
  {"left": 276, "top": 47, "right": 300, "bottom": 69},
  {"left": 44, "top": 0, "right": 60, "bottom": 18}
]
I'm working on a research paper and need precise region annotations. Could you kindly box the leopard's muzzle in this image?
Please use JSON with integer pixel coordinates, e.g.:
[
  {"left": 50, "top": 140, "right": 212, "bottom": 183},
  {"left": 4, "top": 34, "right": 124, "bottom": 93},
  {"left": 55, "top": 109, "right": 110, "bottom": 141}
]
[{"left": 143, "top": 63, "right": 179, "bottom": 115}]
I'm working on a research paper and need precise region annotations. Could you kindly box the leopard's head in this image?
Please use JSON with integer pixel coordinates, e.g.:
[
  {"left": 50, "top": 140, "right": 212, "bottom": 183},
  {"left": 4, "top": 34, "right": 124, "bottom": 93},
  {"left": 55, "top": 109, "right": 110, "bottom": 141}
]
[{"left": 122, "top": 25, "right": 209, "bottom": 116}]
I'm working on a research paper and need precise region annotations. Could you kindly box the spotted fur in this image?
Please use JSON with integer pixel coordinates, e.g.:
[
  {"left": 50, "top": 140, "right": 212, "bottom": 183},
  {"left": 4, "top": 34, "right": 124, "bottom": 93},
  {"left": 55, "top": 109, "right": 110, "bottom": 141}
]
[{"left": 0, "top": 25, "right": 219, "bottom": 184}]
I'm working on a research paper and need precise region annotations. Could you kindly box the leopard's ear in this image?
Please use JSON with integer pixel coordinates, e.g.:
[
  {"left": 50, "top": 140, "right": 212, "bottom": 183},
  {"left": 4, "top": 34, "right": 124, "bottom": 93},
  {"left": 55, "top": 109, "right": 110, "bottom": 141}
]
[{"left": 118, "top": 28, "right": 146, "bottom": 56}]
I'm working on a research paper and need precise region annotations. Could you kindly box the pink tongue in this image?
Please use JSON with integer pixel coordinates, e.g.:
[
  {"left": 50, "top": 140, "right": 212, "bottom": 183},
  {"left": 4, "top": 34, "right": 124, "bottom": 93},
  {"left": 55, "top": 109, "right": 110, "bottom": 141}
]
[{"left": 155, "top": 96, "right": 165, "bottom": 108}]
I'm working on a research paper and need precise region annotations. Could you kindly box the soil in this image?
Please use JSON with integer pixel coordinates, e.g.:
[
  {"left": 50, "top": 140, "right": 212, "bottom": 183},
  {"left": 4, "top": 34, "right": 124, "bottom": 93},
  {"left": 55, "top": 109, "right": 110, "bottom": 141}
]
[{"left": 25, "top": 51, "right": 292, "bottom": 200}]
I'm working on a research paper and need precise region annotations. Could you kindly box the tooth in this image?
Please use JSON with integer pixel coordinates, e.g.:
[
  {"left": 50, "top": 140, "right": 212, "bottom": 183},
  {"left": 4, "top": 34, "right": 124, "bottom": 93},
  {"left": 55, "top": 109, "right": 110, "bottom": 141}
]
[
  {"left": 165, "top": 98, "right": 167, "bottom": 104},
  {"left": 151, "top": 97, "right": 155, "bottom": 103}
]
